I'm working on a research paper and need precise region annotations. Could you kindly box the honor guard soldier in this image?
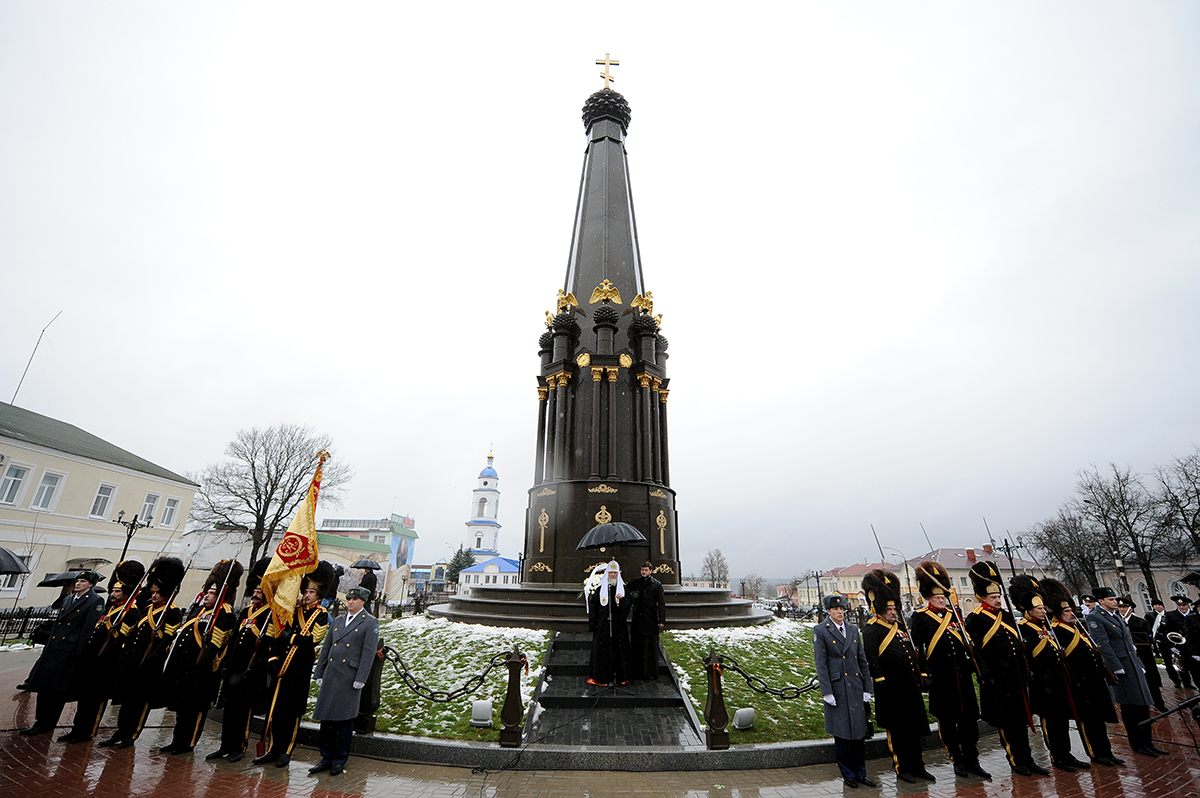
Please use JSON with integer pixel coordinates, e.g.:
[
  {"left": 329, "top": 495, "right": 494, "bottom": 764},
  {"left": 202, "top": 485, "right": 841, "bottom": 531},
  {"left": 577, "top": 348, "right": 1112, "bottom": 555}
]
[
  {"left": 160, "top": 558, "right": 243, "bottom": 754},
  {"left": 964, "top": 562, "right": 1046, "bottom": 776},
  {"left": 100, "top": 556, "right": 185, "bottom": 749},
  {"left": 1086, "top": 586, "right": 1165, "bottom": 757},
  {"left": 309, "top": 586, "right": 380, "bottom": 776},
  {"left": 1042, "top": 578, "right": 1122, "bottom": 767},
  {"left": 208, "top": 557, "right": 274, "bottom": 762},
  {"left": 861, "top": 569, "right": 935, "bottom": 784},
  {"left": 813, "top": 594, "right": 876, "bottom": 789},
  {"left": 253, "top": 560, "right": 334, "bottom": 767},
  {"left": 20, "top": 570, "right": 106, "bottom": 736},
  {"left": 1011, "top": 575, "right": 1078, "bottom": 772},
  {"left": 1118, "top": 596, "right": 1166, "bottom": 711},
  {"left": 62, "top": 560, "right": 145, "bottom": 742},
  {"left": 910, "top": 561, "right": 988, "bottom": 779}
]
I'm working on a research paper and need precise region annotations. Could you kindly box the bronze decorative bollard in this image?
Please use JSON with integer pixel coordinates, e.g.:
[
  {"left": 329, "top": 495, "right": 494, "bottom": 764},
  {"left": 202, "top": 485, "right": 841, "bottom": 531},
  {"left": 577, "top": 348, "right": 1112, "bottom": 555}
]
[
  {"left": 499, "top": 644, "right": 527, "bottom": 748},
  {"left": 703, "top": 646, "right": 730, "bottom": 750}
]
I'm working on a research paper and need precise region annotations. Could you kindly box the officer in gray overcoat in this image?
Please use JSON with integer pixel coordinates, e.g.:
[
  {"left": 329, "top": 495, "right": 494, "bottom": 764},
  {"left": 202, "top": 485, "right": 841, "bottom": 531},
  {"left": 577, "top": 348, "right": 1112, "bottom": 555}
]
[
  {"left": 21, "top": 571, "right": 105, "bottom": 735},
  {"left": 1085, "top": 586, "right": 1165, "bottom": 758},
  {"left": 309, "top": 586, "right": 380, "bottom": 776},
  {"left": 814, "top": 594, "right": 876, "bottom": 788}
]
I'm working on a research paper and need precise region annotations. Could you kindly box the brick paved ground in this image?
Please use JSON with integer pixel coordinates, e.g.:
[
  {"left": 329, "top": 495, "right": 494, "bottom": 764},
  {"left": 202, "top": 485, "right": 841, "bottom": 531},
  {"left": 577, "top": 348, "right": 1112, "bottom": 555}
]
[{"left": 3, "top": 647, "right": 1198, "bottom": 797}]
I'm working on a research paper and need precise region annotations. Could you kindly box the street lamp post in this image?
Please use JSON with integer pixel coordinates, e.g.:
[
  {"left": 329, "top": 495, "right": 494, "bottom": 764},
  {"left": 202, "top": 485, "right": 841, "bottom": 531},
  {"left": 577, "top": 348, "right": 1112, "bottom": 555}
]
[
  {"left": 882, "top": 546, "right": 915, "bottom": 613},
  {"left": 113, "top": 510, "right": 152, "bottom": 562},
  {"left": 1113, "top": 550, "right": 1129, "bottom": 595}
]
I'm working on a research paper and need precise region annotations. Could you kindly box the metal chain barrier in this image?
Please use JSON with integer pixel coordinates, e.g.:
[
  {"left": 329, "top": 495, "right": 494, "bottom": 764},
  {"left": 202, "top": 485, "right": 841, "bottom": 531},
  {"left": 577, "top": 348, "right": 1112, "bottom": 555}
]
[
  {"left": 381, "top": 645, "right": 525, "bottom": 704},
  {"left": 713, "top": 653, "right": 820, "bottom": 699}
]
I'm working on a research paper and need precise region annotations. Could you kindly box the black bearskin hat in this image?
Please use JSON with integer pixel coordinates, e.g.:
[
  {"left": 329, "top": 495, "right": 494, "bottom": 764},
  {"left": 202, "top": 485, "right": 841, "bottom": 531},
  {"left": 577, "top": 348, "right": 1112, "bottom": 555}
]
[
  {"left": 915, "top": 560, "right": 952, "bottom": 600},
  {"left": 145, "top": 556, "right": 186, "bottom": 597},
  {"left": 244, "top": 556, "right": 270, "bottom": 595},
  {"left": 107, "top": 559, "right": 145, "bottom": 597},
  {"left": 1008, "top": 574, "right": 1046, "bottom": 615},
  {"left": 201, "top": 559, "right": 244, "bottom": 604},
  {"left": 968, "top": 561, "right": 1004, "bottom": 599},
  {"left": 1039, "top": 578, "right": 1076, "bottom": 617},
  {"left": 862, "top": 569, "right": 902, "bottom": 615},
  {"left": 301, "top": 560, "right": 337, "bottom": 600}
]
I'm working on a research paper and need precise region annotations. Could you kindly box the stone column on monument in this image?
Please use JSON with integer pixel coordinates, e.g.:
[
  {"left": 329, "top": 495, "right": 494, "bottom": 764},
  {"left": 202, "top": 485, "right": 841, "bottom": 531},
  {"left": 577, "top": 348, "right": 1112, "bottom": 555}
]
[
  {"left": 590, "top": 367, "right": 603, "bottom": 478},
  {"left": 637, "top": 372, "right": 653, "bottom": 482},
  {"left": 659, "top": 388, "right": 670, "bottom": 485},
  {"left": 651, "top": 377, "right": 663, "bottom": 484},
  {"left": 544, "top": 377, "right": 558, "bottom": 482},
  {"left": 534, "top": 386, "right": 548, "bottom": 484},
  {"left": 552, "top": 372, "right": 571, "bottom": 480},
  {"left": 606, "top": 367, "right": 619, "bottom": 479}
]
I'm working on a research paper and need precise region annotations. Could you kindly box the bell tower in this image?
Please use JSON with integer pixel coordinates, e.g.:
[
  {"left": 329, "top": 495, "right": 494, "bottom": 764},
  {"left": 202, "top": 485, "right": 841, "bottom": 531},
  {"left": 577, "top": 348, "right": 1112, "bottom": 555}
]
[{"left": 467, "top": 451, "right": 501, "bottom": 556}]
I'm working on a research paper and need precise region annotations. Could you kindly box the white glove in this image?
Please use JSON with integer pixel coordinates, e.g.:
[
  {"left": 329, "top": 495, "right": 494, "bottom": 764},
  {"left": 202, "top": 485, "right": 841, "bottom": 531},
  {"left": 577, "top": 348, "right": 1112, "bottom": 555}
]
[
  {"left": 864, "top": 692, "right": 872, "bottom": 702},
  {"left": 1171, "top": 648, "right": 1179, "bottom": 655},
  {"left": 823, "top": 694, "right": 836, "bottom": 706},
  {"left": 1114, "top": 669, "right": 1125, "bottom": 676},
  {"left": 353, "top": 681, "right": 365, "bottom": 690},
  {"left": 1192, "top": 656, "right": 1199, "bottom": 662},
  {"left": 316, "top": 678, "right": 323, "bottom": 687}
]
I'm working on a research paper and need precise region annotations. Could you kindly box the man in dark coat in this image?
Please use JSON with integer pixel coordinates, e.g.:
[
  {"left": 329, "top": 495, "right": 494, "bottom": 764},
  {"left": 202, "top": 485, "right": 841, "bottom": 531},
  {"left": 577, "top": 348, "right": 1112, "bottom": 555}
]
[
  {"left": 1011, "top": 575, "right": 1078, "bottom": 772},
  {"left": 963, "top": 562, "right": 1045, "bottom": 777},
  {"left": 1175, "top": 594, "right": 1200, "bottom": 689},
  {"left": 208, "top": 557, "right": 273, "bottom": 762},
  {"left": 357, "top": 567, "right": 377, "bottom": 602},
  {"left": 1043, "top": 578, "right": 1121, "bottom": 767},
  {"left": 100, "top": 556, "right": 185, "bottom": 749},
  {"left": 20, "top": 570, "right": 105, "bottom": 735},
  {"left": 1148, "top": 597, "right": 1184, "bottom": 689},
  {"left": 253, "top": 560, "right": 333, "bottom": 767},
  {"left": 62, "top": 561, "right": 145, "bottom": 742},
  {"left": 160, "top": 558, "right": 242, "bottom": 754},
  {"left": 814, "top": 594, "right": 876, "bottom": 789},
  {"left": 910, "top": 560, "right": 988, "bottom": 779},
  {"left": 586, "top": 561, "right": 630, "bottom": 686},
  {"left": 861, "top": 569, "right": 933, "bottom": 784},
  {"left": 308, "top": 586, "right": 380, "bottom": 776},
  {"left": 1086, "top": 586, "right": 1165, "bottom": 758},
  {"left": 626, "top": 561, "right": 666, "bottom": 680},
  {"left": 1119, "top": 596, "right": 1166, "bottom": 711}
]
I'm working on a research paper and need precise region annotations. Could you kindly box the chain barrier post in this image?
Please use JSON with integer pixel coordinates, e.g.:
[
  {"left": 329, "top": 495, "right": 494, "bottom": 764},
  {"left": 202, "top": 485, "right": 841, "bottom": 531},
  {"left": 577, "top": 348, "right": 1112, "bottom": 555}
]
[
  {"left": 499, "top": 643, "right": 526, "bottom": 748},
  {"left": 703, "top": 645, "right": 730, "bottom": 750}
]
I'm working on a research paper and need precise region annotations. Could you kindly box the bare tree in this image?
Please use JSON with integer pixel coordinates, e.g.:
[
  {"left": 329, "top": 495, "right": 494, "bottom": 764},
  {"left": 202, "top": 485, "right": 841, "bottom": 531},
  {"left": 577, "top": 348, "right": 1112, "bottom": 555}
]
[
  {"left": 1073, "top": 464, "right": 1174, "bottom": 601},
  {"left": 190, "top": 424, "right": 353, "bottom": 565},
  {"left": 1024, "top": 506, "right": 1105, "bottom": 597},
  {"left": 700, "top": 549, "right": 729, "bottom": 586},
  {"left": 1155, "top": 447, "right": 1200, "bottom": 559},
  {"left": 742, "top": 571, "right": 768, "bottom": 600}
]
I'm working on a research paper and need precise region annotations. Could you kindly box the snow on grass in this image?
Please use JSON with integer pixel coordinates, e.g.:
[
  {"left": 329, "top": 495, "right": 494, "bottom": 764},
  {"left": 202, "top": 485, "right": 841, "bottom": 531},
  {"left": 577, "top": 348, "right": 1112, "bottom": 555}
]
[
  {"left": 370, "top": 615, "right": 548, "bottom": 741},
  {"left": 663, "top": 618, "right": 828, "bottom": 742}
]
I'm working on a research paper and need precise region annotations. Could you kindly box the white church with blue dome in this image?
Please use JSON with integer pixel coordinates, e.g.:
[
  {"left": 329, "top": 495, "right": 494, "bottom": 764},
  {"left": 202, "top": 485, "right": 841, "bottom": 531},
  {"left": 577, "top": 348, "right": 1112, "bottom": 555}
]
[{"left": 458, "top": 451, "right": 520, "bottom": 591}]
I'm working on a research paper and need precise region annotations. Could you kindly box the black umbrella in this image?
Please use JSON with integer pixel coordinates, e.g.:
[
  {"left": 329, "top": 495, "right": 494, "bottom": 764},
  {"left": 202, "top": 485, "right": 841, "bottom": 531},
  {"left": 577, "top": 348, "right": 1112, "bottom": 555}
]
[
  {"left": 576, "top": 522, "right": 647, "bottom": 551},
  {"left": 37, "top": 571, "right": 105, "bottom": 588},
  {"left": 0, "top": 546, "right": 30, "bottom": 575},
  {"left": 351, "top": 558, "right": 382, "bottom": 570}
]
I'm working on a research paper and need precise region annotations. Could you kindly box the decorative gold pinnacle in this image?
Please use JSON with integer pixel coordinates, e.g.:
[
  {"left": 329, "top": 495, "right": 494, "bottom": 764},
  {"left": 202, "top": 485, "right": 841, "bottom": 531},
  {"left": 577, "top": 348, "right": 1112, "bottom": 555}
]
[
  {"left": 630, "top": 292, "right": 654, "bottom": 315},
  {"left": 556, "top": 289, "right": 578, "bottom": 313}
]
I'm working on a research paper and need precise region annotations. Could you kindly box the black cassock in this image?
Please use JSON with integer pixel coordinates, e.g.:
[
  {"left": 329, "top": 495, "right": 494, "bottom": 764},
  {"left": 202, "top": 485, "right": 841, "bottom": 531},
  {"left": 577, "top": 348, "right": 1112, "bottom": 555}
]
[
  {"left": 587, "top": 583, "right": 630, "bottom": 684},
  {"left": 626, "top": 575, "right": 666, "bottom": 680}
]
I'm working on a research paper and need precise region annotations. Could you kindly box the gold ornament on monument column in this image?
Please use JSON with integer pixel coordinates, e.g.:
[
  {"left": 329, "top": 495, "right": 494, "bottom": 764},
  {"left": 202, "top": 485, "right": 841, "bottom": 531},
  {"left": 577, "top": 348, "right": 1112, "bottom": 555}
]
[
  {"left": 538, "top": 508, "right": 549, "bottom": 553},
  {"left": 595, "top": 505, "right": 613, "bottom": 524},
  {"left": 656, "top": 509, "right": 667, "bottom": 555}
]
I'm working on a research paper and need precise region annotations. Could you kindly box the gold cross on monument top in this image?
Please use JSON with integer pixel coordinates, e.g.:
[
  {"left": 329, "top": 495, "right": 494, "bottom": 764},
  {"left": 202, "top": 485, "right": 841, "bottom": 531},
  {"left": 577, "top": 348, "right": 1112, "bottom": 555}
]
[{"left": 596, "top": 53, "right": 619, "bottom": 89}]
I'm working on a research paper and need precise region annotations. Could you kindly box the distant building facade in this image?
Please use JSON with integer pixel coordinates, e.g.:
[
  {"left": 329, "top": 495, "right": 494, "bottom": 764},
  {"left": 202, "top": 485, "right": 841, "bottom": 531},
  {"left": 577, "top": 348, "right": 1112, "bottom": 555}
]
[{"left": 0, "top": 402, "right": 197, "bottom": 607}]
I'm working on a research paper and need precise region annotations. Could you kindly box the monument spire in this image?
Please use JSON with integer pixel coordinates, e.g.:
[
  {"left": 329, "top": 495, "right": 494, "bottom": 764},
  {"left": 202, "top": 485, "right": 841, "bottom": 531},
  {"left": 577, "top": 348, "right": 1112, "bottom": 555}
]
[{"left": 524, "top": 69, "right": 677, "bottom": 587}]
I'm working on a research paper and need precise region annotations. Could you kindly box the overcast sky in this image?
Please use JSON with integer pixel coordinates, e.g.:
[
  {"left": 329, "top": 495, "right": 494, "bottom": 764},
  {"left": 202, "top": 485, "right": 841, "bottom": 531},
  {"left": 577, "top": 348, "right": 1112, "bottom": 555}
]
[{"left": 2, "top": 2, "right": 1197, "bottom": 582}]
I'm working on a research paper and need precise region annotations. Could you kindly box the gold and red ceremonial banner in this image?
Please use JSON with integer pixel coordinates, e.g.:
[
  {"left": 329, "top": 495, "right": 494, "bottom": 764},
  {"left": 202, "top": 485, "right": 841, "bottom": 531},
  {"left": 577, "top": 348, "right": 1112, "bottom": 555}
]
[{"left": 261, "top": 450, "right": 328, "bottom": 632}]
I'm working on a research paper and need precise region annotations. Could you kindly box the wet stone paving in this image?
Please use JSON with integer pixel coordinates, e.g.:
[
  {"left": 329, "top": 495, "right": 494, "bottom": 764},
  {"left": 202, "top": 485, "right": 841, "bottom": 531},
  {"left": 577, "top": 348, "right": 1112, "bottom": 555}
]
[{"left": 2, "top": 647, "right": 1199, "bottom": 797}]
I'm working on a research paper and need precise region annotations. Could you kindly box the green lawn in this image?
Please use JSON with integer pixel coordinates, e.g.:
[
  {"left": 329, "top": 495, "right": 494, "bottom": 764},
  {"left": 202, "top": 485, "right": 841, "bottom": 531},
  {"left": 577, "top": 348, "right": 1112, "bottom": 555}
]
[{"left": 663, "top": 620, "right": 829, "bottom": 743}]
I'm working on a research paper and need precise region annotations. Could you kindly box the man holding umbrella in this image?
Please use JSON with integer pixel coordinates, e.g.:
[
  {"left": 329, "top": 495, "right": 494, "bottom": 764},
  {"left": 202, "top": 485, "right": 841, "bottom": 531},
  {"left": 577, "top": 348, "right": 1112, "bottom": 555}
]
[
  {"left": 20, "top": 570, "right": 105, "bottom": 735},
  {"left": 353, "top": 559, "right": 378, "bottom": 604}
]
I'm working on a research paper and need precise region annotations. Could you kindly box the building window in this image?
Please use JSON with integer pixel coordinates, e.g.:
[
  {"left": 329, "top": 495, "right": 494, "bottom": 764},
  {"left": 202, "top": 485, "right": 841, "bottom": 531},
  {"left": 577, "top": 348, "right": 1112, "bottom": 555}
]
[
  {"left": 1, "top": 554, "right": 31, "bottom": 589},
  {"left": 373, "top": 535, "right": 386, "bottom": 544},
  {"left": 960, "top": 576, "right": 970, "bottom": 588},
  {"left": 0, "top": 464, "right": 30, "bottom": 505},
  {"left": 1165, "top": 578, "right": 1187, "bottom": 601},
  {"left": 476, "top": 537, "right": 483, "bottom": 549},
  {"left": 29, "top": 471, "right": 64, "bottom": 511},
  {"left": 141, "top": 493, "right": 160, "bottom": 525},
  {"left": 477, "top": 497, "right": 487, "bottom": 516},
  {"left": 159, "top": 497, "right": 180, "bottom": 528},
  {"left": 90, "top": 483, "right": 117, "bottom": 518}
]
